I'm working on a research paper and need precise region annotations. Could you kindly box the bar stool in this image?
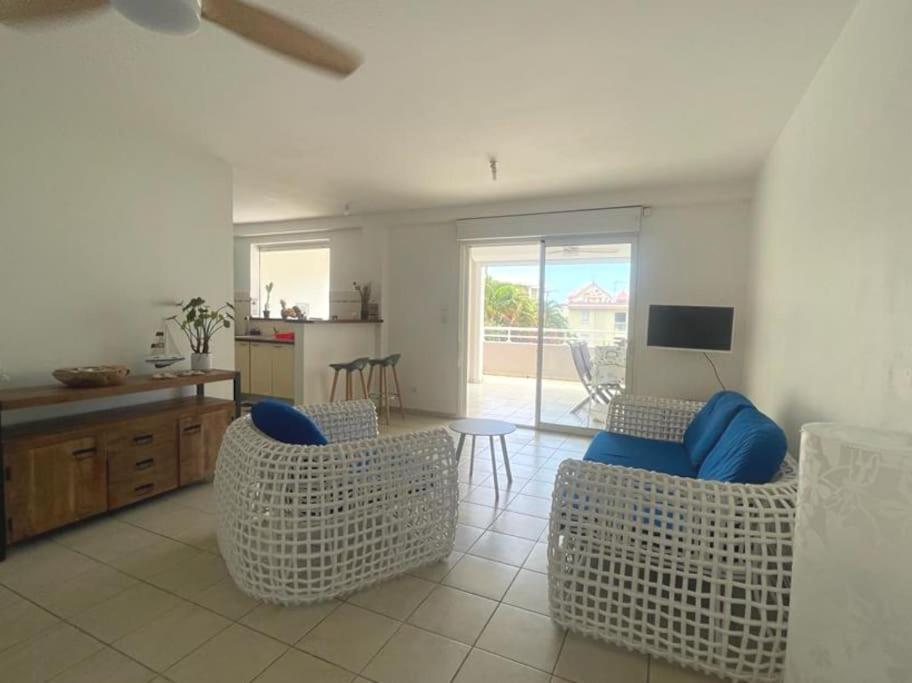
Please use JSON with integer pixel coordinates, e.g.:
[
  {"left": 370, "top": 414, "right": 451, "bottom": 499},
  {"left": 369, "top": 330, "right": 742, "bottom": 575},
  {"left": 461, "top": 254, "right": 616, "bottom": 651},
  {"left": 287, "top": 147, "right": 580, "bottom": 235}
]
[
  {"left": 329, "top": 357, "right": 369, "bottom": 401},
  {"left": 367, "top": 354, "right": 406, "bottom": 424}
]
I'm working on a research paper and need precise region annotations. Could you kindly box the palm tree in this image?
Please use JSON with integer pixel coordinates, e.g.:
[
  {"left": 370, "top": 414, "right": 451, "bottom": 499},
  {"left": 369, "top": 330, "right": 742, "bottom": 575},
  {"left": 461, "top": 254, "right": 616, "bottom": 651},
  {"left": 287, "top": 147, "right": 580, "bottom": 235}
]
[
  {"left": 542, "top": 299, "right": 568, "bottom": 328},
  {"left": 484, "top": 277, "right": 567, "bottom": 329}
]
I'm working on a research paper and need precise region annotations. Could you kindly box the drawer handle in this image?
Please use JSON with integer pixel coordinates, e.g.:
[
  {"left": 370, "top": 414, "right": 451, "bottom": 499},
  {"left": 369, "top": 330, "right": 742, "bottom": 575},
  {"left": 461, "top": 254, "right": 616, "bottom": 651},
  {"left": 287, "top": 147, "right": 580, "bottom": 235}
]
[
  {"left": 135, "top": 458, "right": 155, "bottom": 471},
  {"left": 133, "top": 434, "right": 154, "bottom": 445},
  {"left": 183, "top": 424, "right": 202, "bottom": 435},
  {"left": 134, "top": 483, "right": 155, "bottom": 496},
  {"left": 72, "top": 447, "right": 97, "bottom": 459}
]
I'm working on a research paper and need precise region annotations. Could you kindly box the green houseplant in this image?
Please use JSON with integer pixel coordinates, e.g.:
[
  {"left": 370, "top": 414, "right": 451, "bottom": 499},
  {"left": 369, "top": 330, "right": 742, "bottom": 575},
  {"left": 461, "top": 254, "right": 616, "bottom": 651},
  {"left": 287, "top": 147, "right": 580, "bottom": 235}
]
[
  {"left": 170, "top": 298, "right": 234, "bottom": 371},
  {"left": 263, "top": 282, "right": 274, "bottom": 319}
]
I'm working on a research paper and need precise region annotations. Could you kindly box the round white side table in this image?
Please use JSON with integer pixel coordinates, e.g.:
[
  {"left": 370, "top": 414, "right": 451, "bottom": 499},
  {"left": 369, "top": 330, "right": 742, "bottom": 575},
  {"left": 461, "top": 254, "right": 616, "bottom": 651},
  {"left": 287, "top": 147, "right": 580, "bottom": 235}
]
[{"left": 449, "top": 418, "right": 515, "bottom": 496}]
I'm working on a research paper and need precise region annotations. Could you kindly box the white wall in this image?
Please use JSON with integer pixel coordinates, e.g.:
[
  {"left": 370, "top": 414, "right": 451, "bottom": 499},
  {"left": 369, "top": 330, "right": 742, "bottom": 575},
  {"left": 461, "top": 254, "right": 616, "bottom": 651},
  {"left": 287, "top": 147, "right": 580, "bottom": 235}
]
[
  {"left": 386, "top": 222, "right": 461, "bottom": 414},
  {"left": 633, "top": 202, "right": 751, "bottom": 399},
  {"left": 745, "top": 0, "right": 911, "bottom": 449},
  {"left": 0, "top": 118, "right": 234, "bottom": 422}
]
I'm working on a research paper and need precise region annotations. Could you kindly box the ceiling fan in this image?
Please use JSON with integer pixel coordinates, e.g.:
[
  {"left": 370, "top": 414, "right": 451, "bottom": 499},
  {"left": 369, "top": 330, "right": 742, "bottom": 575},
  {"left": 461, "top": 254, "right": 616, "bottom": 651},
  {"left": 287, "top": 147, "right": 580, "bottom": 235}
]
[{"left": 0, "top": 0, "right": 362, "bottom": 77}]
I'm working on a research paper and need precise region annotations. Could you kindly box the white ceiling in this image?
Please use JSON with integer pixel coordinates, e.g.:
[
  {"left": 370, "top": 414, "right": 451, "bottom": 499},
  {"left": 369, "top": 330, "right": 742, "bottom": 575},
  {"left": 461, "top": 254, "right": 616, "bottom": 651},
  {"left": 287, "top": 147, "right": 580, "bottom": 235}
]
[{"left": 1, "top": 0, "right": 856, "bottom": 222}]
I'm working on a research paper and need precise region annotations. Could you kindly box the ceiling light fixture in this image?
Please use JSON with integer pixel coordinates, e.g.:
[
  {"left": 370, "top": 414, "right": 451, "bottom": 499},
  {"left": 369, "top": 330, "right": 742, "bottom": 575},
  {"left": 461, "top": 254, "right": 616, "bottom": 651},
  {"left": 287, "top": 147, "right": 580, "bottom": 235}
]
[{"left": 111, "top": 0, "right": 201, "bottom": 35}]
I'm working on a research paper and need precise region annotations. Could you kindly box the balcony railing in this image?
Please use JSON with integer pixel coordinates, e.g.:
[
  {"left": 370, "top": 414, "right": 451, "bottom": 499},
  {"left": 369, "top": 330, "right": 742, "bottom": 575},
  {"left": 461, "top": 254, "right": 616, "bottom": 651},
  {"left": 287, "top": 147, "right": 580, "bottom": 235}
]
[{"left": 483, "top": 325, "right": 625, "bottom": 347}]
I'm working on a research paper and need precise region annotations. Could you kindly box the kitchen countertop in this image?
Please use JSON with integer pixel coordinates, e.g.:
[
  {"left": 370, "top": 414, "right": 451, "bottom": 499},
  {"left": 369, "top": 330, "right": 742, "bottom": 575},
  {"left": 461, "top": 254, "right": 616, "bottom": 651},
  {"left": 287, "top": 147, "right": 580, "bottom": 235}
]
[
  {"left": 235, "top": 335, "right": 294, "bottom": 344},
  {"left": 247, "top": 318, "right": 382, "bottom": 324}
]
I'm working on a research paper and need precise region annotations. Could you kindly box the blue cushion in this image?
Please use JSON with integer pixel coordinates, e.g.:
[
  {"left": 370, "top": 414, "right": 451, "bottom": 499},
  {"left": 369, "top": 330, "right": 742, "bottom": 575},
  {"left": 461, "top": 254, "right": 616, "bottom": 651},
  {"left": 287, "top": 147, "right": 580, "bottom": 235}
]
[
  {"left": 583, "top": 431, "right": 696, "bottom": 478},
  {"left": 697, "top": 408, "right": 786, "bottom": 484},
  {"left": 683, "top": 391, "right": 754, "bottom": 469},
  {"left": 250, "top": 399, "right": 328, "bottom": 446}
]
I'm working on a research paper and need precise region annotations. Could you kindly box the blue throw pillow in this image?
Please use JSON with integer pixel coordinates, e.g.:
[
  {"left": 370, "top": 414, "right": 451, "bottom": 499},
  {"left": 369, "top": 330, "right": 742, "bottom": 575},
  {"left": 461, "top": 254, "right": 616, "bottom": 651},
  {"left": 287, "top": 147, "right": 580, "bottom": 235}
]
[
  {"left": 697, "top": 408, "right": 787, "bottom": 484},
  {"left": 250, "top": 399, "right": 328, "bottom": 446},
  {"left": 683, "top": 391, "right": 754, "bottom": 469}
]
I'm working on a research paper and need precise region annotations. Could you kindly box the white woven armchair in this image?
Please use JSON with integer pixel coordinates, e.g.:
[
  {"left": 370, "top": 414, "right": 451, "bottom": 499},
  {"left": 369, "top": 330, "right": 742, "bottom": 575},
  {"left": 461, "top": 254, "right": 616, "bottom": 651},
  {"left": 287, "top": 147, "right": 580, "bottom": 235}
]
[
  {"left": 548, "top": 395, "right": 798, "bottom": 682},
  {"left": 215, "top": 400, "right": 458, "bottom": 604}
]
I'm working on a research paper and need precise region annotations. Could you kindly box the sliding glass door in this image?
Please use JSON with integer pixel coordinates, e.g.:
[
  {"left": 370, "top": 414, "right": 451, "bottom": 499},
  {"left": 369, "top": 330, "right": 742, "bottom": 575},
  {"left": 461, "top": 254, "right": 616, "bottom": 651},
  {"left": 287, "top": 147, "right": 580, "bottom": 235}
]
[
  {"left": 534, "top": 238, "right": 634, "bottom": 432},
  {"left": 464, "top": 242, "right": 542, "bottom": 426},
  {"left": 462, "top": 236, "right": 635, "bottom": 433}
]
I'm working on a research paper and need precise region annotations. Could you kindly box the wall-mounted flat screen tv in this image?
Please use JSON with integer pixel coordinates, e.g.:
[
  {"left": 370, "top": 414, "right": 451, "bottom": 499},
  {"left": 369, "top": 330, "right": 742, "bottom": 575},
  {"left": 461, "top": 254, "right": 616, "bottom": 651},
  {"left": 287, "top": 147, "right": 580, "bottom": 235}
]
[{"left": 646, "top": 305, "right": 734, "bottom": 352}]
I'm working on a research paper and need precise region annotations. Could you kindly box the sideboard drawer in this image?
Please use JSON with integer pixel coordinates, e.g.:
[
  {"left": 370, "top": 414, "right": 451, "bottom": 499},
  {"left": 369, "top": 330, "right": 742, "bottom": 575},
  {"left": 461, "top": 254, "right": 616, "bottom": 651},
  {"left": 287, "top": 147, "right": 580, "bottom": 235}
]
[
  {"left": 108, "top": 467, "right": 178, "bottom": 510},
  {"left": 106, "top": 416, "right": 177, "bottom": 452},
  {"left": 108, "top": 441, "right": 178, "bottom": 485}
]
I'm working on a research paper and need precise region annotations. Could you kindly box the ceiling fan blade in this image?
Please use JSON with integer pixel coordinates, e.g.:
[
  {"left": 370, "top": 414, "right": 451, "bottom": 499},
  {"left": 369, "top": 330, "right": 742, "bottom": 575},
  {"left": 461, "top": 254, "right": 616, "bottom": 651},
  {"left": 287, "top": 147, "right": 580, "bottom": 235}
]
[
  {"left": 0, "top": 0, "right": 107, "bottom": 23},
  {"left": 201, "top": 0, "right": 361, "bottom": 77}
]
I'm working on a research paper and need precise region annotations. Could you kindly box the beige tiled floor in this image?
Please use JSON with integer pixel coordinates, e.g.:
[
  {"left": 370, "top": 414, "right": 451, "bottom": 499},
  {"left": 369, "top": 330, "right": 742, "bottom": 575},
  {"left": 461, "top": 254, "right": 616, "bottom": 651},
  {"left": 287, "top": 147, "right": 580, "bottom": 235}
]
[
  {"left": 0, "top": 414, "right": 719, "bottom": 683},
  {"left": 466, "top": 374, "right": 610, "bottom": 429}
]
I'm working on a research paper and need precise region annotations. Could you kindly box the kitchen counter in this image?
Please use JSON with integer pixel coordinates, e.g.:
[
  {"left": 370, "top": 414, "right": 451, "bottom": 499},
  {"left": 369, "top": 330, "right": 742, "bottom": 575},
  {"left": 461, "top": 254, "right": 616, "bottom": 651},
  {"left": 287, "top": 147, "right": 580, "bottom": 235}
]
[
  {"left": 235, "top": 335, "right": 293, "bottom": 344},
  {"left": 235, "top": 323, "right": 380, "bottom": 404},
  {"left": 247, "top": 318, "right": 382, "bottom": 324}
]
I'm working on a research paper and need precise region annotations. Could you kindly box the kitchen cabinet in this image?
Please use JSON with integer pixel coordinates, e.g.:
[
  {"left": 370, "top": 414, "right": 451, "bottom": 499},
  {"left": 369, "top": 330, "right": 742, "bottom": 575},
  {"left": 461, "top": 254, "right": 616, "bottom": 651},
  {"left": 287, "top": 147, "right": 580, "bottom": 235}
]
[
  {"left": 235, "top": 341, "right": 250, "bottom": 393},
  {"left": 270, "top": 345, "right": 295, "bottom": 399},
  {"left": 249, "top": 343, "right": 273, "bottom": 395},
  {"left": 241, "top": 340, "right": 295, "bottom": 399}
]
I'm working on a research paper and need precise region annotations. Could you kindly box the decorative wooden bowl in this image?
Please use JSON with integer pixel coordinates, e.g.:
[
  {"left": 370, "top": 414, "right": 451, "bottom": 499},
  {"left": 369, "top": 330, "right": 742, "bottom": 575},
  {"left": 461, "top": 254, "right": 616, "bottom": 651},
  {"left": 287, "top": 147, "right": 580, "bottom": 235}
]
[{"left": 52, "top": 365, "right": 131, "bottom": 388}]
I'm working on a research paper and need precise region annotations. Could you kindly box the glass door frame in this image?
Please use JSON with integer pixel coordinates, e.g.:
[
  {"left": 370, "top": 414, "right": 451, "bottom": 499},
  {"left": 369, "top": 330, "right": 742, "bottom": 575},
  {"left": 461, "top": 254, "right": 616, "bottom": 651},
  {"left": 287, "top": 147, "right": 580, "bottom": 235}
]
[
  {"left": 457, "top": 238, "right": 548, "bottom": 429},
  {"left": 457, "top": 233, "right": 639, "bottom": 435},
  {"left": 533, "top": 234, "right": 639, "bottom": 435}
]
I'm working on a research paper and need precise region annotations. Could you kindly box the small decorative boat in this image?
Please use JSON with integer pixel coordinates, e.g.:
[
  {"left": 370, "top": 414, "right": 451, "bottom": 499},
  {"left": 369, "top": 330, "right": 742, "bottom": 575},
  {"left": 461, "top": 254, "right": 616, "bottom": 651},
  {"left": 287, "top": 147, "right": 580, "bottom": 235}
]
[{"left": 145, "top": 320, "right": 184, "bottom": 369}]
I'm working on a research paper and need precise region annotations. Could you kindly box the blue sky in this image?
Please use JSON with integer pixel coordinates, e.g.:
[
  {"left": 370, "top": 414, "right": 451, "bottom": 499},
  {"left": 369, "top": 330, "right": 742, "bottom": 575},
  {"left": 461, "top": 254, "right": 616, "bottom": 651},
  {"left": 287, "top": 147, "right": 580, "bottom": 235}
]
[{"left": 487, "top": 263, "right": 631, "bottom": 304}]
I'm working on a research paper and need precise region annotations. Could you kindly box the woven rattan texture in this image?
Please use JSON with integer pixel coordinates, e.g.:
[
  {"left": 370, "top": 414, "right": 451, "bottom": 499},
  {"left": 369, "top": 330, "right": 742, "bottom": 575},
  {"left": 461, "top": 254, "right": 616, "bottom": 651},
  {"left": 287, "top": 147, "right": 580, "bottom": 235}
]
[
  {"left": 548, "top": 394, "right": 798, "bottom": 682},
  {"left": 604, "top": 394, "right": 705, "bottom": 441},
  {"left": 216, "top": 400, "right": 458, "bottom": 604}
]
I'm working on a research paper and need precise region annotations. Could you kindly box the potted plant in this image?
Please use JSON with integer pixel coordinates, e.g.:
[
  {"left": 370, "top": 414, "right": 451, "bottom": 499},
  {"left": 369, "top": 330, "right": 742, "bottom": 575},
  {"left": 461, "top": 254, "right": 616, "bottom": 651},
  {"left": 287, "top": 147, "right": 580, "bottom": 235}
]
[
  {"left": 263, "top": 282, "right": 274, "bottom": 319},
  {"left": 170, "top": 298, "right": 234, "bottom": 371}
]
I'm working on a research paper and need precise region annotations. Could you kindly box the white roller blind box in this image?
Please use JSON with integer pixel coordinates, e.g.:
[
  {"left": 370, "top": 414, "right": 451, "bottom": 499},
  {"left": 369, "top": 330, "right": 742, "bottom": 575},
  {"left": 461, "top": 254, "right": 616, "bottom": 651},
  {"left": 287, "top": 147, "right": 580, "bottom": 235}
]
[{"left": 456, "top": 206, "right": 642, "bottom": 241}]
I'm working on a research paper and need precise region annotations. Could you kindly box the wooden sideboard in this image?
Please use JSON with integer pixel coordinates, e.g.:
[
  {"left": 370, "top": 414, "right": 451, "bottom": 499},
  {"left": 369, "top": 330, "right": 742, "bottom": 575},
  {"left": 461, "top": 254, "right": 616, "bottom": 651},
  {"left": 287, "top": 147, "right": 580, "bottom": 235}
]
[{"left": 0, "top": 370, "right": 240, "bottom": 559}]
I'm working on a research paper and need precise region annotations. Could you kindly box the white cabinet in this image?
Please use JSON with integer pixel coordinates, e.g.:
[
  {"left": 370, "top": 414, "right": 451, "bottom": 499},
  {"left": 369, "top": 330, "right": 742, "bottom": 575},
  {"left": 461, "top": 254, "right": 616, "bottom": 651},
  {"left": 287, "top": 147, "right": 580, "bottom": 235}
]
[
  {"left": 249, "top": 343, "right": 273, "bottom": 395},
  {"left": 235, "top": 342, "right": 251, "bottom": 394},
  {"left": 271, "top": 345, "right": 295, "bottom": 399},
  {"left": 243, "top": 341, "right": 295, "bottom": 399}
]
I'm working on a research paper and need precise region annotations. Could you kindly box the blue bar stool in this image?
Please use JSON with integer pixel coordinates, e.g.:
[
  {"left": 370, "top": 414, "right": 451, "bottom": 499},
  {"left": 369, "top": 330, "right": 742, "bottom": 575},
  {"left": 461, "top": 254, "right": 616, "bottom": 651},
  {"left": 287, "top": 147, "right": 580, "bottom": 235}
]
[
  {"left": 367, "top": 354, "right": 405, "bottom": 424},
  {"left": 329, "top": 357, "right": 369, "bottom": 401}
]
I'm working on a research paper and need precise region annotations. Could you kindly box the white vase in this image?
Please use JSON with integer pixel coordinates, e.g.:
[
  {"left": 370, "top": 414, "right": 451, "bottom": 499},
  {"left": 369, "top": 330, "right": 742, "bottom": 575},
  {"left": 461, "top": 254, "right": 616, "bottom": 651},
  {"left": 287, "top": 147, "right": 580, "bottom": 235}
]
[{"left": 190, "top": 353, "right": 212, "bottom": 371}]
